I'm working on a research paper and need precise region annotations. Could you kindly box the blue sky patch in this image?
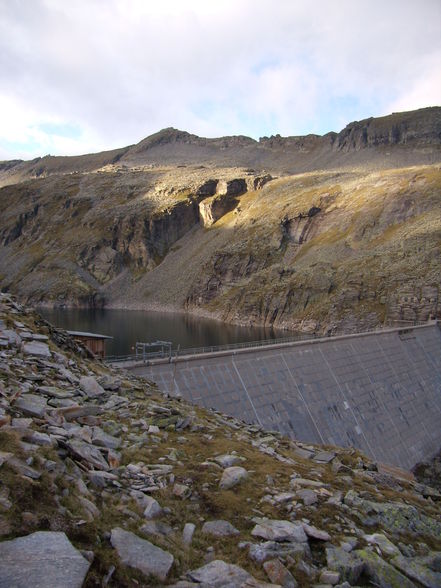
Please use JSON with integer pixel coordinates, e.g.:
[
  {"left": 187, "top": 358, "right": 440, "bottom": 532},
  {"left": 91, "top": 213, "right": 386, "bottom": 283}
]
[{"left": 36, "top": 122, "right": 82, "bottom": 139}]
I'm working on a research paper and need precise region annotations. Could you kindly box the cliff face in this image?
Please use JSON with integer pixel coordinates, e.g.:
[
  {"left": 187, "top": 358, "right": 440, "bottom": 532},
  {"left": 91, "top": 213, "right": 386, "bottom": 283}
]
[
  {"left": 331, "top": 108, "right": 441, "bottom": 152},
  {"left": 0, "top": 108, "right": 440, "bottom": 332}
]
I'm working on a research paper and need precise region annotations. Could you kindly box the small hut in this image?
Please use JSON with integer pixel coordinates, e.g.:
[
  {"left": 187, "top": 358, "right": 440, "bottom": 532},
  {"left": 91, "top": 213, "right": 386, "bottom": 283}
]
[{"left": 67, "top": 331, "right": 113, "bottom": 358}]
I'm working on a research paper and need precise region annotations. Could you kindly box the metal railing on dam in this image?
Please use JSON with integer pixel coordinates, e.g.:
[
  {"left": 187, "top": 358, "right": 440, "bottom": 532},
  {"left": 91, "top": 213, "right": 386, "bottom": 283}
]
[
  {"left": 106, "top": 331, "right": 319, "bottom": 364},
  {"left": 106, "top": 319, "right": 429, "bottom": 366},
  {"left": 115, "top": 321, "right": 441, "bottom": 471}
]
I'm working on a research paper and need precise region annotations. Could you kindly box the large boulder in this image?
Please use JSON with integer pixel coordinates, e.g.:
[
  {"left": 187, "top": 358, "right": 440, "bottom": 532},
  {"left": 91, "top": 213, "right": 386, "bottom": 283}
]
[
  {"left": 0, "top": 531, "right": 90, "bottom": 588},
  {"left": 188, "top": 559, "right": 262, "bottom": 587},
  {"left": 251, "top": 519, "right": 307, "bottom": 543},
  {"left": 219, "top": 466, "right": 248, "bottom": 489},
  {"left": 110, "top": 527, "right": 173, "bottom": 582}
]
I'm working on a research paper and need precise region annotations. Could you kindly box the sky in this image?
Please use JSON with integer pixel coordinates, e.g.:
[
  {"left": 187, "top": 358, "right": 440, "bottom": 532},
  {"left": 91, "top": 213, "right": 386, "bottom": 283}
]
[{"left": 0, "top": 0, "right": 440, "bottom": 160}]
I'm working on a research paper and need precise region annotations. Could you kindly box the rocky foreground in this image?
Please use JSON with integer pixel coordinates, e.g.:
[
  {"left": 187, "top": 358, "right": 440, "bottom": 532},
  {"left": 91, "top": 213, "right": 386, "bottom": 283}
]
[{"left": 0, "top": 293, "right": 440, "bottom": 587}]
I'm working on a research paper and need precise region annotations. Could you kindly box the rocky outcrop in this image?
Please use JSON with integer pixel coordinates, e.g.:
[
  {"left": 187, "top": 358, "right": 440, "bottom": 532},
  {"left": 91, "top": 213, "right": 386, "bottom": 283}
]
[
  {"left": 413, "top": 449, "right": 441, "bottom": 491},
  {"left": 3, "top": 204, "right": 40, "bottom": 246},
  {"left": 199, "top": 179, "right": 248, "bottom": 227},
  {"left": 198, "top": 177, "right": 274, "bottom": 227},
  {"left": 332, "top": 107, "right": 441, "bottom": 152},
  {"left": 0, "top": 294, "right": 440, "bottom": 586},
  {"left": 280, "top": 206, "right": 322, "bottom": 247}
]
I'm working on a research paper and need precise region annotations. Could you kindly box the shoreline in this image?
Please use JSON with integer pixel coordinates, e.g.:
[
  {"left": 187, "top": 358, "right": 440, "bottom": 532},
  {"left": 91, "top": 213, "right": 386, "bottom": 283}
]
[{"left": 34, "top": 298, "right": 316, "bottom": 335}]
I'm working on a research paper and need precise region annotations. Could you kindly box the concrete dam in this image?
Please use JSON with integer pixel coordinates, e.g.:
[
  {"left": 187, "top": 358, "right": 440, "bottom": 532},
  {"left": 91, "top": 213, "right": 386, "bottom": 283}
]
[{"left": 126, "top": 323, "right": 441, "bottom": 470}]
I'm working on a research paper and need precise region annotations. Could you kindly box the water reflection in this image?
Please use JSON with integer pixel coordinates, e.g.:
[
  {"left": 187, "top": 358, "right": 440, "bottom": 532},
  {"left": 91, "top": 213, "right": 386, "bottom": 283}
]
[{"left": 39, "top": 308, "right": 292, "bottom": 357}]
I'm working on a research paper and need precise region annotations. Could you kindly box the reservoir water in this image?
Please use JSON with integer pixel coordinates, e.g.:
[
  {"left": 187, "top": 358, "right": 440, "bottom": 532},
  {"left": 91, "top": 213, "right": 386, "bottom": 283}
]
[{"left": 39, "top": 308, "right": 294, "bottom": 357}]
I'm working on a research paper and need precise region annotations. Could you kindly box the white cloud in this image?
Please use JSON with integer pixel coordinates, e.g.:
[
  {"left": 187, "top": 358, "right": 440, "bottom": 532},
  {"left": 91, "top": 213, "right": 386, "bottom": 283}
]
[{"left": 0, "top": 0, "right": 439, "bottom": 159}]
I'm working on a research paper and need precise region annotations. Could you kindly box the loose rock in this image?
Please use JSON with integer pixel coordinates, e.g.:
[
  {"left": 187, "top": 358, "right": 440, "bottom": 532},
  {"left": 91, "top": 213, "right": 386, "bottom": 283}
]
[
  {"left": 251, "top": 519, "right": 308, "bottom": 543},
  {"left": 110, "top": 527, "right": 174, "bottom": 582},
  {"left": 219, "top": 466, "right": 248, "bottom": 489},
  {"left": 202, "top": 520, "right": 240, "bottom": 537}
]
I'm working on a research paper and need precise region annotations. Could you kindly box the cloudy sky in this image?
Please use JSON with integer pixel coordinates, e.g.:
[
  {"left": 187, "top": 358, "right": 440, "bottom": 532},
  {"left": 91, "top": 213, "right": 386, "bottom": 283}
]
[{"left": 0, "top": 0, "right": 440, "bottom": 160}]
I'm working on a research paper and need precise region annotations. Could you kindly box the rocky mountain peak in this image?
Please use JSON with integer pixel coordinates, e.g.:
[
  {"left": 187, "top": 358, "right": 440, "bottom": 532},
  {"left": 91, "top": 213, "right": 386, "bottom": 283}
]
[{"left": 131, "top": 127, "right": 198, "bottom": 151}]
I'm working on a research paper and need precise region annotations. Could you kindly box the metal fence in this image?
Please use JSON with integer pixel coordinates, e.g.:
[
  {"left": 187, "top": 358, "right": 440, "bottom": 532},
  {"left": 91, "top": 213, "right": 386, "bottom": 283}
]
[{"left": 105, "top": 319, "right": 431, "bottom": 364}]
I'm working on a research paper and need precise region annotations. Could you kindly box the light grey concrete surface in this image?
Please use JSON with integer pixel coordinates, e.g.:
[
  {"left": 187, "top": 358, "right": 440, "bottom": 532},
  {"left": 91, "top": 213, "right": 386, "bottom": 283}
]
[{"left": 129, "top": 324, "right": 441, "bottom": 469}]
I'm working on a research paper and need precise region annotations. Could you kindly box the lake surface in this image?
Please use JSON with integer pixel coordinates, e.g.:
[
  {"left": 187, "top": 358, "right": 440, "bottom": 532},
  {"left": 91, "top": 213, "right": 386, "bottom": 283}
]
[{"left": 39, "top": 308, "right": 295, "bottom": 357}]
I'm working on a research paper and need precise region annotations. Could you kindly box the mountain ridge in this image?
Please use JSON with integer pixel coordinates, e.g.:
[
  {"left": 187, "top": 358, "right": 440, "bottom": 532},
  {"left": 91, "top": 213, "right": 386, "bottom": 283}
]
[{"left": 1, "top": 107, "right": 440, "bottom": 188}]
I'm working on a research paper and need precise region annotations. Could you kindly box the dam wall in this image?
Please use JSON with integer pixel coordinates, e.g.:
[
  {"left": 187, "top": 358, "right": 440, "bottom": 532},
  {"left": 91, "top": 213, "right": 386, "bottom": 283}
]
[{"left": 129, "top": 323, "right": 441, "bottom": 470}]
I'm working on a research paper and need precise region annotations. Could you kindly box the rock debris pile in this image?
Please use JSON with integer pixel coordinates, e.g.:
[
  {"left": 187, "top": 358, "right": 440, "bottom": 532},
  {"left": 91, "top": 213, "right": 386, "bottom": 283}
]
[{"left": 0, "top": 292, "right": 440, "bottom": 587}]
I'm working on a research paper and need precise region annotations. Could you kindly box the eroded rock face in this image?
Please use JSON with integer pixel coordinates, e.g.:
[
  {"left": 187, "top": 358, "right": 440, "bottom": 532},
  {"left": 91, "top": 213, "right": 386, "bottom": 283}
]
[
  {"left": 280, "top": 207, "right": 321, "bottom": 246},
  {"left": 198, "top": 179, "right": 246, "bottom": 227}
]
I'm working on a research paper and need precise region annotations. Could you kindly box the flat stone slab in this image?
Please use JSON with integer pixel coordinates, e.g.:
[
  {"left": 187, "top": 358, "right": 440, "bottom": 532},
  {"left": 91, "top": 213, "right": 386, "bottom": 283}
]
[
  {"left": 182, "top": 522, "right": 196, "bottom": 546},
  {"left": 13, "top": 394, "right": 48, "bottom": 418},
  {"left": 92, "top": 426, "right": 121, "bottom": 449},
  {"left": 6, "top": 456, "right": 41, "bottom": 479},
  {"left": 2, "top": 330, "right": 21, "bottom": 345},
  {"left": 79, "top": 376, "right": 105, "bottom": 398},
  {"left": 187, "top": 559, "right": 253, "bottom": 587},
  {"left": 296, "top": 488, "right": 318, "bottom": 505},
  {"left": 356, "top": 549, "right": 417, "bottom": 588},
  {"left": 202, "top": 520, "right": 240, "bottom": 537},
  {"left": 0, "top": 531, "right": 90, "bottom": 588},
  {"left": 67, "top": 439, "right": 110, "bottom": 471},
  {"left": 214, "top": 454, "right": 244, "bottom": 468},
  {"left": 143, "top": 496, "right": 163, "bottom": 519},
  {"left": 37, "top": 386, "right": 75, "bottom": 399},
  {"left": 302, "top": 523, "right": 331, "bottom": 541},
  {"left": 251, "top": 519, "right": 308, "bottom": 543},
  {"left": 57, "top": 404, "right": 103, "bottom": 421},
  {"left": 312, "top": 451, "right": 336, "bottom": 463},
  {"left": 248, "top": 540, "right": 310, "bottom": 563},
  {"left": 111, "top": 527, "right": 173, "bottom": 581},
  {"left": 290, "top": 477, "right": 325, "bottom": 488},
  {"left": 363, "top": 533, "right": 400, "bottom": 556},
  {"left": 326, "top": 547, "right": 365, "bottom": 584},
  {"left": 22, "top": 341, "right": 51, "bottom": 358},
  {"left": 263, "top": 558, "right": 297, "bottom": 588}
]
